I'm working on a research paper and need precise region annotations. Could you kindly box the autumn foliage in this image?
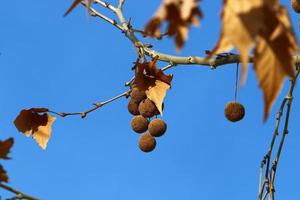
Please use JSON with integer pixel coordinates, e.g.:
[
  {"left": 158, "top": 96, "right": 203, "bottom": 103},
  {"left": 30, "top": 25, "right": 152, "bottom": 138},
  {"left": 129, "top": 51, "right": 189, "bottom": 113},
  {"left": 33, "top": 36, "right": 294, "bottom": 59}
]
[{"left": 1, "top": 0, "right": 300, "bottom": 199}]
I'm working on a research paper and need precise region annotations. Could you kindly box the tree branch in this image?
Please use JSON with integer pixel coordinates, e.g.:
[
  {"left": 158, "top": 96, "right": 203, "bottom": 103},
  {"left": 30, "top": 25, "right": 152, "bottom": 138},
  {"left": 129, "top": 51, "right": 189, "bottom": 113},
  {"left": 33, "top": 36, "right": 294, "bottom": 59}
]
[
  {"left": 49, "top": 90, "right": 130, "bottom": 118},
  {"left": 258, "top": 67, "right": 300, "bottom": 200},
  {"left": 0, "top": 183, "right": 39, "bottom": 200},
  {"left": 81, "top": 1, "right": 122, "bottom": 31},
  {"left": 93, "top": 0, "right": 117, "bottom": 13},
  {"left": 81, "top": 2, "right": 300, "bottom": 69}
]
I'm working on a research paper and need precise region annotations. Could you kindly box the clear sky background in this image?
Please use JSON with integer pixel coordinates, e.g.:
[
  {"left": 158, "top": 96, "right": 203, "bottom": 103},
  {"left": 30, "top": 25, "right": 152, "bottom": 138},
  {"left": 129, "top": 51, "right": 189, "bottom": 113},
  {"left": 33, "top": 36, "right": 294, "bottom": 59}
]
[{"left": 1, "top": 0, "right": 300, "bottom": 199}]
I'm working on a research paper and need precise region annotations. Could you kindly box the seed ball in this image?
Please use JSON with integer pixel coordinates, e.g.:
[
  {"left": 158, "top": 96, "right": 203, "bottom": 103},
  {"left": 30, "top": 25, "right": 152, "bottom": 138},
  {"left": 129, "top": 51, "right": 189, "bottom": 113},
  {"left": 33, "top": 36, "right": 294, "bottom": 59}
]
[
  {"left": 130, "top": 88, "right": 147, "bottom": 103},
  {"left": 128, "top": 99, "right": 140, "bottom": 115},
  {"left": 131, "top": 115, "right": 149, "bottom": 133},
  {"left": 148, "top": 118, "right": 167, "bottom": 137},
  {"left": 224, "top": 101, "right": 245, "bottom": 122},
  {"left": 291, "top": 0, "right": 300, "bottom": 13},
  {"left": 138, "top": 98, "right": 158, "bottom": 118},
  {"left": 138, "top": 133, "right": 156, "bottom": 152}
]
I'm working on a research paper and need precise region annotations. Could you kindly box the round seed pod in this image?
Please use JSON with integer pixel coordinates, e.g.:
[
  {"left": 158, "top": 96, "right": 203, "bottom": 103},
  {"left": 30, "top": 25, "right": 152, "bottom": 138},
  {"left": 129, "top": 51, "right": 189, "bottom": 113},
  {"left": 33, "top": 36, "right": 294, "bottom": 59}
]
[
  {"left": 128, "top": 99, "right": 140, "bottom": 115},
  {"left": 148, "top": 118, "right": 167, "bottom": 137},
  {"left": 224, "top": 101, "right": 245, "bottom": 122},
  {"left": 138, "top": 133, "right": 156, "bottom": 152},
  {"left": 291, "top": 0, "right": 300, "bottom": 13},
  {"left": 130, "top": 88, "right": 147, "bottom": 103},
  {"left": 131, "top": 115, "right": 149, "bottom": 133},
  {"left": 138, "top": 98, "right": 158, "bottom": 118}
]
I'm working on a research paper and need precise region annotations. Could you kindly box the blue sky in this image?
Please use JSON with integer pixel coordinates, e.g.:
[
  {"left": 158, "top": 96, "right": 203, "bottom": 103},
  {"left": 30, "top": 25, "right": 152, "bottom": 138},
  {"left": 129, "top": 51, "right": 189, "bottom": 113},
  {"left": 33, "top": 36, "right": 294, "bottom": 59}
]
[{"left": 1, "top": 0, "right": 300, "bottom": 199}]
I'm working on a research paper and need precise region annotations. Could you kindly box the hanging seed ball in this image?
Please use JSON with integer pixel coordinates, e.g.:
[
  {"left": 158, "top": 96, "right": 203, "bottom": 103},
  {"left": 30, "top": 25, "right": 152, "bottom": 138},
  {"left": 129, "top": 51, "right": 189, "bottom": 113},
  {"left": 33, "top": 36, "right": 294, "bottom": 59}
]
[
  {"left": 138, "top": 133, "right": 156, "bottom": 152},
  {"left": 148, "top": 118, "right": 167, "bottom": 137},
  {"left": 224, "top": 101, "right": 245, "bottom": 122},
  {"left": 131, "top": 115, "right": 149, "bottom": 133},
  {"left": 130, "top": 88, "right": 147, "bottom": 103},
  {"left": 138, "top": 98, "right": 158, "bottom": 118},
  {"left": 291, "top": 0, "right": 300, "bottom": 13},
  {"left": 128, "top": 99, "right": 140, "bottom": 115}
]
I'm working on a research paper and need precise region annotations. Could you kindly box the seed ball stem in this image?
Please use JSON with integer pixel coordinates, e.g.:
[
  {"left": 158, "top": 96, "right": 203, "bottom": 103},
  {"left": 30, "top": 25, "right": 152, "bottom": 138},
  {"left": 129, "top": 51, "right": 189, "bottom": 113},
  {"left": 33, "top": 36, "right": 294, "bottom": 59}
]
[
  {"left": 138, "top": 133, "right": 156, "bottom": 152},
  {"left": 131, "top": 115, "right": 149, "bottom": 133},
  {"left": 148, "top": 118, "right": 167, "bottom": 137}
]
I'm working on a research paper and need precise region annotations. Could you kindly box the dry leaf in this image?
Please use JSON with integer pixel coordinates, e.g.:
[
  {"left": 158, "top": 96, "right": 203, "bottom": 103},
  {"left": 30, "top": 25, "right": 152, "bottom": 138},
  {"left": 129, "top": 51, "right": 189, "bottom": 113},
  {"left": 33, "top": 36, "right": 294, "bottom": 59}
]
[
  {"left": 146, "top": 80, "right": 170, "bottom": 114},
  {"left": 0, "top": 165, "right": 8, "bottom": 182},
  {"left": 14, "top": 108, "right": 56, "bottom": 149},
  {"left": 0, "top": 138, "right": 14, "bottom": 160},
  {"left": 64, "top": 0, "right": 92, "bottom": 16},
  {"left": 133, "top": 57, "right": 173, "bottom": 114},
  {"left": 32, "top": 115, "right": 56, "bottom": 149},
  {"left": 144, "top": 0, "right": 202, "bottom": 50},
  {"left": 210, "top": 0, "right": 298, "bottom": 120}
]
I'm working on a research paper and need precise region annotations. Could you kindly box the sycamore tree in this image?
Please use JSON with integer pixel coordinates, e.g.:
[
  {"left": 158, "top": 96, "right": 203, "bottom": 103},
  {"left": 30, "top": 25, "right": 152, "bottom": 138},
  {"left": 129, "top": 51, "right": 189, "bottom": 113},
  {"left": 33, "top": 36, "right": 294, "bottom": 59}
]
[{"left": 1, "top": 0, "right": 300, "bottom": 199}]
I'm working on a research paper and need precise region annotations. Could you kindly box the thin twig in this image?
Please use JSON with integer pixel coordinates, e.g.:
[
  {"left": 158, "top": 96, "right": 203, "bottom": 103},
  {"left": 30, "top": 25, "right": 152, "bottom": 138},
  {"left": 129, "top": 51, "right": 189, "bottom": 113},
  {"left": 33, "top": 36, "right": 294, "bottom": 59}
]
[
  {"left": 82, "top": 3, "right": 300, "bottom": 68},
  {"left": 118, "top": 0, "right": 125, "bottom": 10},
  {"left": 258, "top": 68, "right": 300, "bottom": 200},
  {"left": 0, "top": 183, "right": 39, "bottom": 200},
  {"left": 93, "top": 0, "right": 116, "bottom": 12},
  {"left": 49, "top": 90, "right": 130, "bottom": 118},
  {"left": 81, "top": 1, "right": 123, "bottom": 31}
]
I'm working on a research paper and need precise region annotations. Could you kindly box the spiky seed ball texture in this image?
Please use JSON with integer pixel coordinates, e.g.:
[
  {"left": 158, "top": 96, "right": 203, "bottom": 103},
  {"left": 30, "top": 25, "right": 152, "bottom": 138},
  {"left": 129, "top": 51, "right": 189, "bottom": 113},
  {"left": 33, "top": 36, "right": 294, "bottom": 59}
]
[
  {"left": 138, "top": 133, "right": 156, "bottom": 152},
  {"left": 131, "top": 115, "right": 149, "bottom": 133},
  {"left": 148, "top": 118, "right": 167, "bottom": 137},
  {"left": 130, "top": 88, "right": 147, "bottom": 103},
  {"left": 224, "top": 101, "right": 245, "bottom": 122},
  {"left": 138, "top": 98, "right": 158, "bottom": 118},
  {"left": 128, "top": 99, "right": 140, "bottom": 115},
  {"left": 291, "top": 0, "right": 300, "bottom": 13}
]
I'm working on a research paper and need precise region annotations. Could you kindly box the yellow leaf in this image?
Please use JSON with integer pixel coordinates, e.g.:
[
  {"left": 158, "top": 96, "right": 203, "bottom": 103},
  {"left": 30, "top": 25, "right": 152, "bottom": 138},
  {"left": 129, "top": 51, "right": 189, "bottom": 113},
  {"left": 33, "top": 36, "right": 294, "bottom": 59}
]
[
  {"left": 146, "top": 80, "right": 170, "bottom": 115},
  {"left": 14, "top": 108, "right": 56, "bottom": 149},
  {"left": 132, "top": 58, "right": 172, "bottom": 115},
  {"left": 32, "top": 114, "right": 56, "bottom": 150},
  {"left": 254, "top": 38, "right": 285, "bottom": 121}
]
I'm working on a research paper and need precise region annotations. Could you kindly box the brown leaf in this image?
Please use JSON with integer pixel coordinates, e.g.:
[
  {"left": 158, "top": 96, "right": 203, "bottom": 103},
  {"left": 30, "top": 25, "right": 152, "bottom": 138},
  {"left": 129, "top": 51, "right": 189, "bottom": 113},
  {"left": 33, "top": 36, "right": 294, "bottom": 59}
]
[
  {"left": 0, "top": 138, "right": 14, "bottom": 160},
  {"left": 14, "top": 108, "right": 56, "bottom": 149},
  {"left": 144, "top": 0, "right": 202, "bottom": 50},
  {"left": 0, "top": 165, "right": 8, "bottom": 182},
  {"left": 64, "top": 0, "right": 92, "bottom": 16},
  {"left": 32, "top": 114, "right": 56, "bottom": 150},
  {"left": 132, "top": 58, "right": 173, "bottom": 114},
  {"left": 210, "top": 0, "right": 298, "bottom": 120},
  {"left": 146, "top": 80, "right": 170, "bottom": 114}
]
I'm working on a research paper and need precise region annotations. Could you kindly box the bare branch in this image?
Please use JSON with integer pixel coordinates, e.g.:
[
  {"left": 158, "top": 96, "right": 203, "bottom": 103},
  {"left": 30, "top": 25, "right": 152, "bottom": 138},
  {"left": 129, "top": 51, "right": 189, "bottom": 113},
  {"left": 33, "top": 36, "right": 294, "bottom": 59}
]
[
  {"left": 81, "top": 1, "right": 123, "bottom": 31},
  {"left": 93, "top": 0, "right": 117, "bottom": 12},
  {"left": 118, "top": 0, "right": 125, "bottom": 10},
  {"left": 258, "top": 67, "right": 300, "bottom": 200},
  {"left": 0, "top": 183, "right": 39, "bottom": 200},
  {"left": 84, "top": 3, "right": 300, "bottom": 69},
  {"left": 49, "top": 90, "right": 130, "bottom": 118}
]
